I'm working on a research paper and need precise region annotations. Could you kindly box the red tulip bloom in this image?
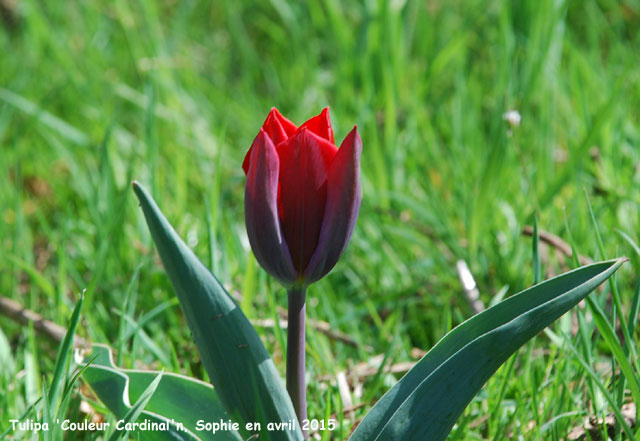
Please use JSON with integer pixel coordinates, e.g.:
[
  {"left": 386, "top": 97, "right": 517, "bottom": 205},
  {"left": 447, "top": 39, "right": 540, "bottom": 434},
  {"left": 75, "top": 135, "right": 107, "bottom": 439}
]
[{"left": 243, "top": 108, "right": 362, "bottom": 287}]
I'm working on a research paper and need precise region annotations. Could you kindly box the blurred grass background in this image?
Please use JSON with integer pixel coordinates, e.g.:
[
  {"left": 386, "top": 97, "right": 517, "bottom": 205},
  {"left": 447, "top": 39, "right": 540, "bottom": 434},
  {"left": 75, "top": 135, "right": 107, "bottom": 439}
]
[{"left": 1, "top": 0, "right": 640, "bottom": 439}]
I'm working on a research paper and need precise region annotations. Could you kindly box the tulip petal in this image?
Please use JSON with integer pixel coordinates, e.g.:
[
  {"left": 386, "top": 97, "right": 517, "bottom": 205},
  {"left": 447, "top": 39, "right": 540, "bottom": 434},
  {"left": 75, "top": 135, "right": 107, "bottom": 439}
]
[
  {"left": 264, "top": 107, "right": 298, "bottom": 141},
  {"left": 277, "top": 128, "right": 338, "bottom": 274},
  {"left": 245, "top": 129, "right": 297, "bottom": 285},
  {"left": 299, "top": 108, "right": 334, "bottom": 144},
  {"left": 304, "top": 127, "right": 362, "bottom": 284},
  {"left": 243, "top": 108, "right": 297, "bottom": 175}
]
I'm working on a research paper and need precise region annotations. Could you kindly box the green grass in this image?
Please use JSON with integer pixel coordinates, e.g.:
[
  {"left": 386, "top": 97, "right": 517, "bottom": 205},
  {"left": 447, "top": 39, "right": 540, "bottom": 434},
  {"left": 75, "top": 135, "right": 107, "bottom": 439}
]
[{"left": 1, "top": 0, "right": 640, "bottom": 439}]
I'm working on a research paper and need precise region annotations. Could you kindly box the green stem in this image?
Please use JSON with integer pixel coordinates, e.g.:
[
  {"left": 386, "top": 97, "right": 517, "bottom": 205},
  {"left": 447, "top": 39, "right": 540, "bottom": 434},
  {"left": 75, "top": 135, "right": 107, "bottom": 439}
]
[{"left": 286, "top": 288, "right": 307, "bottom": 437}]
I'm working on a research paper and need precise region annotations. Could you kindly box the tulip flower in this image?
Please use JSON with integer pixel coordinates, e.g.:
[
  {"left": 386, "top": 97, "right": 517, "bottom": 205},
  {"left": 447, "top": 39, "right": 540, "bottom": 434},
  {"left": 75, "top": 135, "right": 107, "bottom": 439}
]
[
  {"left": 243, "top": 107, "right": 362, "bottom": 288},
  {"left": 243, "top": 107, "right": 362, "bottom": 433}
]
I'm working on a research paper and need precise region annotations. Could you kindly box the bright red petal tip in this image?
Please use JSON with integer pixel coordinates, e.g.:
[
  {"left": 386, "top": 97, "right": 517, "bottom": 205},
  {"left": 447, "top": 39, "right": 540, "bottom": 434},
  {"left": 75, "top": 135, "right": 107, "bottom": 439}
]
[
  {"left": 263, "top": 107, "right": 298, "bottom": 145},
  {"left": 300, "top": 107, "right": 334, "bottom": 144},
  {"left": 243, "top": 108, "right": 299, "bottom": 175}
]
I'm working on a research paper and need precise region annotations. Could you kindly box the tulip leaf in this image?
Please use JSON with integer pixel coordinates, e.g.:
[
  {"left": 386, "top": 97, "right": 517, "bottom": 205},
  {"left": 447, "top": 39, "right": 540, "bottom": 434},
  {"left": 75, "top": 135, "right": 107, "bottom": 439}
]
[
  {"left": 132, "top": 182, "right": 303, "bottom": 441},
  {"left": 82, "top": 344, "right": 241, "bottom": 441},
  {"left": 348, "top": 258, "right": 626, "bottom": 441},
  {"left": 107, "top": 369, "right": 163, "bottom": 441}
]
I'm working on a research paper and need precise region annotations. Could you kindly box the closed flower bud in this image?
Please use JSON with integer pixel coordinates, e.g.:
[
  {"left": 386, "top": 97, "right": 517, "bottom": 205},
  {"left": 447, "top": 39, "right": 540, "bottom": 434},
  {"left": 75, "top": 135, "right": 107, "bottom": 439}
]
[{"left": 243, "top": 108, "right": 362, "bottom": 287}]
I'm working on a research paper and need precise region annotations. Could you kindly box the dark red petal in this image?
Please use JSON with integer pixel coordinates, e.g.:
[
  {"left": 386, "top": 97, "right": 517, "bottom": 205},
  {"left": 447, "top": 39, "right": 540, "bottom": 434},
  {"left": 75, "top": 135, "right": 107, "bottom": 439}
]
[
  {"left": 300, "top": 108, "right": 334, "bottom": 144},
  {"left": 304, "top": 127, "right": 362, "bottom": 284},
  {"left": 244, "top": 129, "right": 297, "bottom": 285},
  {"left": 277, "top": 128, "right": 338, "bottom": 273},
  {"left": 243, "top": 108, "right": 298, "bottom": 175}
]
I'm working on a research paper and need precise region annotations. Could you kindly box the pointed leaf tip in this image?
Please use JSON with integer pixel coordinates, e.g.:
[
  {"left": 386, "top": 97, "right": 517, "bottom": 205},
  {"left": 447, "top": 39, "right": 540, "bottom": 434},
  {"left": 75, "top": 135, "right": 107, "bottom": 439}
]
[{"left": 349, "top": 258, "right": 625, "bottom": 441}]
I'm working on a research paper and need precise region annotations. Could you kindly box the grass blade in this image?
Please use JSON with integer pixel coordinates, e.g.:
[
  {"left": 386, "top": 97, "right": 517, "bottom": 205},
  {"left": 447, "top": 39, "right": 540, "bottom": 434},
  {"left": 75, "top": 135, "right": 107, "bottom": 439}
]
[{"left": 48, "top": 292, "right": 84, "bottom": 409}]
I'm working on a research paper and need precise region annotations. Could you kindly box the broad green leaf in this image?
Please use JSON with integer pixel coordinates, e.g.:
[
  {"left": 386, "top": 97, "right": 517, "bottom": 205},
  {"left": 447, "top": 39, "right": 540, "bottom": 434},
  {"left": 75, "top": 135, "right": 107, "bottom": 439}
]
[
  {"left": 349, "top": 258, "right": 626, "bottom": 441},
  {"left": 132, "top": 182, "right": 302, "bottom": 441},
  {"left": 82, "top": 344, "right": 242, "bottom": 441},
  {"left": 108, "top": 370, "right": 163, "bottom": 441}
]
